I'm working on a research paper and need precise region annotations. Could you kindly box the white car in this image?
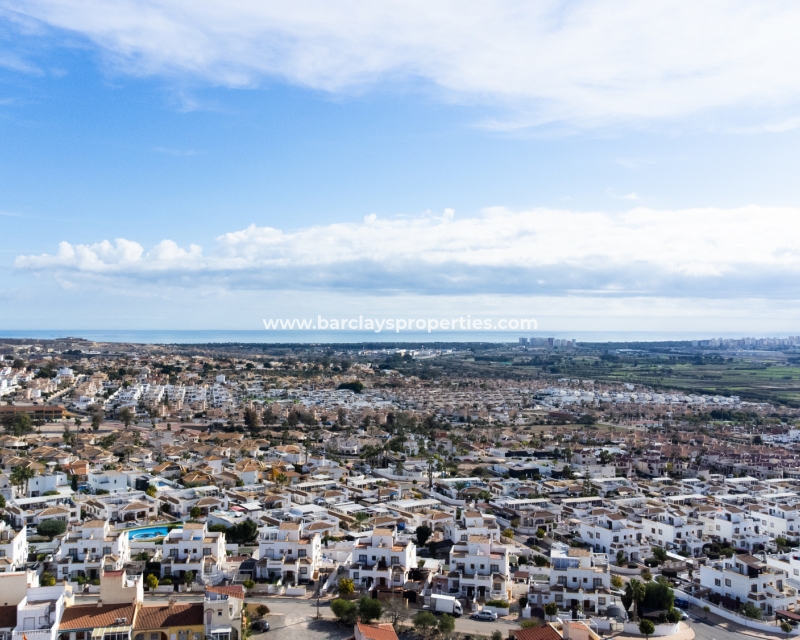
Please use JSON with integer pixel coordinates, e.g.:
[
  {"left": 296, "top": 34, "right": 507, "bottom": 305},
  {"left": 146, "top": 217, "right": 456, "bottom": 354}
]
[{"left": 471, "top": 611, "right": 498, "bottom": 621}]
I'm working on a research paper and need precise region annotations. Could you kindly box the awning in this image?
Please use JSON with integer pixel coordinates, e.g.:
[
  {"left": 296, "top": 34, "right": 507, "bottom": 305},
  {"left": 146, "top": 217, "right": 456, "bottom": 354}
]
[{"left": 777, "top": 610, "right": 800, "bottom": 622}]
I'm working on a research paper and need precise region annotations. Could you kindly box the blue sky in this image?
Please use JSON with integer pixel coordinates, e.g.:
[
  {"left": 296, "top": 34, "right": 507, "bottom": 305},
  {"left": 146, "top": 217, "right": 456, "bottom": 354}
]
[{"left": 3, "top": 1, "right": 800, "bottom": 333}]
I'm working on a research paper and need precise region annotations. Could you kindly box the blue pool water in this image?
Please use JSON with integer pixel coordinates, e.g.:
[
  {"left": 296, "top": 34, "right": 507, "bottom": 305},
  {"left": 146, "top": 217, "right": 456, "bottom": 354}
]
[{"left": 128, "top": 526, "right": 176, "bottom": 540}]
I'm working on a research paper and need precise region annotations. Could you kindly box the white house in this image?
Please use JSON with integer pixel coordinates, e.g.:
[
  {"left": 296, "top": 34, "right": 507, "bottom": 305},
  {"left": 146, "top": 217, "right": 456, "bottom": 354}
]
[
  {"left": 255, "top": 521, "right": 321, "bottom": 585},
  {"left": 700, "top": 553, "right": 796, "bottom": 617},
  {"left": 54, "top": 519, "right": 131, "bottom": 582},
  {"left": 160, "top": 522, "right": 227, "bottom": 585},
  {"left": 348, "top": 528, "right": 417, "bottom": 592}
]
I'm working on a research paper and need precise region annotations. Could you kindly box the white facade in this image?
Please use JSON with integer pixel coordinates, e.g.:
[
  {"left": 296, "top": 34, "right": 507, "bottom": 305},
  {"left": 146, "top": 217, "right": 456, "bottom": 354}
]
[
  {"left": 161, "top": 523, "right": 227, "bottom": 585},
  {"left": 256, "top": 521, "right": 321, "bottom": 585},
  {"left": 348, "top": 528, "right": 417, "bottom": 592}
]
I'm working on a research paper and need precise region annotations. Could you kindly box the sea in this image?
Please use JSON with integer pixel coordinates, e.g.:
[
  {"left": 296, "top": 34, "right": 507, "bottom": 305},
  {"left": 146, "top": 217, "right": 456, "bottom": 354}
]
[{"left": 0, "top": 329, "right": 791, "bottom": 346}]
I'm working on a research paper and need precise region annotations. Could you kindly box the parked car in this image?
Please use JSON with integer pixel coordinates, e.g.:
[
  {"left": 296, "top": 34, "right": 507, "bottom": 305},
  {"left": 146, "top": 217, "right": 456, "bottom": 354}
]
[
  {"left": 680, "top": 611, "right": 689, "bottom": 621},
  {"left": 471, "top": 611, "right": 498, "bottom": 621},
  {"left": 250, "top": 620, "right": 270, "bottom": 632},
  {"left": 526, "top": 537, "right": 538, "bottom": 546}
]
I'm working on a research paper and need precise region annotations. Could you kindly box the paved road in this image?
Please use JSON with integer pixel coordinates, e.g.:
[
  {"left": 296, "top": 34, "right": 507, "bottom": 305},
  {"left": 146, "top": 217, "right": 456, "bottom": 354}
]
[
  {"left": 77, "top": 594, "right": 518, "bottom": 636},
  {"left": 685, "top": 609, "right": 785, "bottom": 640}
]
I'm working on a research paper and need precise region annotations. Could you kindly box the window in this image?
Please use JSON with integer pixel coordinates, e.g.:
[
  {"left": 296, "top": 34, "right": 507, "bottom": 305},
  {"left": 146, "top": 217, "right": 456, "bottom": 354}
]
[
  {"left": 558, "top": 576, "right": 567, "bottom": 586},
  {"left": 359, "top": 554, "right": 367, "bottom": 563},
  {"left": 715, "top": 579, "right": 721, "bottom": 586},
  {"left": 593, "top": 578, "right": 603, "bottom": 588},
  {"left": 170, "top": 549, "right": 178, "bottom": 558},
  {"left": 613, "top": 536, "right": 619, "bottom": 543},
  {"left": 353, "top": 572, "right": 359, "bottom": 580},
  {"left": 151, "top": 634, "right": 159, "bottom": 640},
  {"left": 204, "top": 548, "right": 211, "bottom": 556},
  {"left": 572, "top": 577, "right": 578, "bottom": 583},
  {"left": 555, "top": 595, "right": 563, "bottom": 602},
  {"left": 725, "top": 579, "right": 731, "bottom": 587},
  {"left": 298, "top": 550, "right": 306, "bottom": 558},
  {"left": 461, "top": 535, "right": 467, "bottom": 541},
  {"left": 598, "top": 597, "right": 606, "bottom": 605},
  {"left": 490, "top": 564, "right": 499, "bottom": 573},
  {"left": 751, "top": 584, "right": 758, "bottom": 593},
  {"left": 391, "top": 556, "right": 399, "bottom": 565},
  {"left": 103, "top": 547, "right": 111, "bottom": 555}
]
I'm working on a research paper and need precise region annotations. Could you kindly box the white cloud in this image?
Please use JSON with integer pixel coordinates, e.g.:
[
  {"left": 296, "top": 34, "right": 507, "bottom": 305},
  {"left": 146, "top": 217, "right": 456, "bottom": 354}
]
[
  {"left": 15, "top": 206, "right": 800, "bottom": 298},
  {"left": 5, "top": 1, "right": 800, "bottom": 125}
]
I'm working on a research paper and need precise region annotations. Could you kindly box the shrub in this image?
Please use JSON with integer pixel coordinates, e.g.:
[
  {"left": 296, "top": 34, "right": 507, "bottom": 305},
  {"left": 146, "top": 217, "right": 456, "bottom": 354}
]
[
  {"left": 331, "top": 598, "right": 358, "bottom": 625},
  {"left": 337, "top": 577, "right": 355, "bottom": 596},
  {"left": 639, "top": 619, "right": 655, "bottom": 639},
  {"left": 146, "top": 574, "right": 159, "bottom": 590},
  {"left": 492, "top": 631, "right": 503, "bottom": 640},
  {"left": 520, "top": 620, "right": 539, "bottom": 629},
  {"left": 160, "top": 578, "right": 172, "bottom": 585},
  {"left": 242, "top": 579, "right": 255, "bottom": 590},
  {"left": 544, "top": 602, "right": 559, "bottom": 617},
  {"left": 666, "top": 609, "right": 681, "bottom": 624},
  {"left": 40, "top": 572, "right": 56, "bottom": 586},
  {"left": 485, "top": 599, "right": 509, "bottom": 608},
  {"left": 256, "top": 604, "right": 269, "bottom": 617}
]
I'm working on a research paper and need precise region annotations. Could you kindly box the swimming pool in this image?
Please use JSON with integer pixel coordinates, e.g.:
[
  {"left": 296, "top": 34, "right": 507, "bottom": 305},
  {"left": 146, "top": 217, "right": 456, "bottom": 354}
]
[{"left": 128, "top": 526, "right": 178, "bottom": 540}]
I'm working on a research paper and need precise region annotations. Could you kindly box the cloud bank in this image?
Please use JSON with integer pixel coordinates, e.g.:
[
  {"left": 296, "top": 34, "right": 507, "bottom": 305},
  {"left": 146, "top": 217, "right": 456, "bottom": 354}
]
[
  {"left": 15, "top": 206, "right": 800, "bottom": 298},
  {"left": 4, "top": 1, "right": 800, "bottom": 125}
]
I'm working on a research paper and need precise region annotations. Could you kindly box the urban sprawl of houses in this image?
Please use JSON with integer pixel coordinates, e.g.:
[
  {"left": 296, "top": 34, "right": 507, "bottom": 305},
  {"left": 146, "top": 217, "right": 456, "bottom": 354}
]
[{"left": 1, "top": 337, "right": 800, "bottom": 640}]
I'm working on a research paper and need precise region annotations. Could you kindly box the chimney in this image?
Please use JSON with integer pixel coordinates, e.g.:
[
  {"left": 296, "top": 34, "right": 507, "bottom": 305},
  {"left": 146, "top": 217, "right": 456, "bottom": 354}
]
[{"left": 97, "top": 599, "right": 103, "bottom": 608}]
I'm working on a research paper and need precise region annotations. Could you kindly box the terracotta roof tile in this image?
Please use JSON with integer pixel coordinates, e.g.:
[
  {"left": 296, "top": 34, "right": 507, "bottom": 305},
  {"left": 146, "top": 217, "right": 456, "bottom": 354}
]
[
  {"left": 134, "top": 604, "right": 203, "bottom": 630},
  {"left": 59, "top": 604, "right": 135, "bottom": 630},
  {"left": 356, "top": 622, "right": 399, "bottom": 640}
]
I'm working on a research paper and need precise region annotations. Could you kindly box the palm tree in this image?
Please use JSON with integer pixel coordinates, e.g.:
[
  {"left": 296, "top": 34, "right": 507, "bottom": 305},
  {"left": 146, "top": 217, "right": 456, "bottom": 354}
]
[
  {"left": 354, "top": 511, "right": 370, "bottom": 531},
  {"left": 275, "top": 473, "right": 288, "bottom": 489},
  {"left": 11, "top": 466, "right": 35, "bottom": 497},
  {"left": 625, "top": 578, "right": 646, "bottom": 621},
  {"left": 454, "top": 481, "right": 468, "bottom": 501}
]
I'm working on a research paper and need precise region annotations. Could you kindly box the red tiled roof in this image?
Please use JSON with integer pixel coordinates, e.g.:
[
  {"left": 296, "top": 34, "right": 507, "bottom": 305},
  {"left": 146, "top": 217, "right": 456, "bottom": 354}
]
[
  {"left": 206, "top": 585, "right": 245, "bottom": 599},
  {"left": 357, "top": 622, "right": 399, "bottom": 640},
  {"left": 60, "top": 604, "right": 135, "bottom": 630},
  {"left": 512, "top": 625, "right": 562, "bottom": 640},
  {"left": 134, "top": 604, "right": 203, "bottom": 630}
]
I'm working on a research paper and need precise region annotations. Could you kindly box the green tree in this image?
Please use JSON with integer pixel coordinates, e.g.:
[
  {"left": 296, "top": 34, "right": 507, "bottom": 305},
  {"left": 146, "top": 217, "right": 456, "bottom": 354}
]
[
  {"left": 242, "top": 579, "right": 255, "bottom": 590},
  {"left": 256, "top": 604, "right": 269, "bottom": 618},
  {"left": 438, "top": 613, "right": 455, "bottom": 638},
  {"left": 624, "top": 578, "right": 646, "bottom": 620},
  {"left": 642, "top": 578, "right": 674, "bottom": 612},
  {"left": 639, "top": 619, "right": 655, "bottom": 640},
  {"left": 146, "top": 485, "right": 157, "bottom": 497},
  {"left": 184, "top": 571, "right": 194, "bottom": 585},
  {"left": 0, "top": 495, "right": 5, "bottom": 509},
  {"left": 37, "top": 519, "right": 67, "bottom": 538},
  {"left": 781, "top": 621, "right": 793, "bottom": 636},
  {"left": 331, "top": 598, "right": 358, "bottom": 625},
  {"left": 146, "top": 574, "right": 159, "bottom": 590},
  {"left": 611, "top": 575, "right": 624, "bottom": 589},
  {"left": 90, "top": 405, "right": 103, "bottom": 431},
  {"left": 652, "top": 546, "right": 668, "bottom": 563},
  {"left": 545, "top": 602, "right": 559, "bottom": 618},
  {"left": 354, "top": 511, "right": 371, "bottom": 530},
  {"left": 338, "top": 577, "right": 355, "bottom": 597},
  {"left": 492, "top": 631, "right": 503, "bottom": 640},
  {"left": 357, "top": 597, "right": 383, "bottom": 623},
  {"left": 190, "top": 506, "right": 201, "bottom": 519},
  {"left": 40, "top": 572, "right": 56, "bottom": 587},
  {"left": 119, "top": 407, "right": 134, "bottom": 428},
  {"left": 416, "top": 524, "right": 432, "bottom": 546},
  {"left": 71, "top": 474, "right": 78, "bottom": 491},
  {"left": 412, "top": 611, "right": 437, "bottom": 637},
  {"left": 739, "top": 601, "right": 763, "bottom": 620}
]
